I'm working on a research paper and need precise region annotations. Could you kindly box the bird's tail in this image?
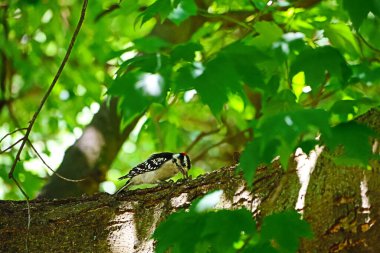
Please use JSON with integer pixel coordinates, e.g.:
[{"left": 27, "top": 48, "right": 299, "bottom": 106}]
[
  {"left": 114, "top": 180, "right": 131, "bottom": 195},
  {"left": 118, "top": 174, "right": 129, "bottom": 180}
]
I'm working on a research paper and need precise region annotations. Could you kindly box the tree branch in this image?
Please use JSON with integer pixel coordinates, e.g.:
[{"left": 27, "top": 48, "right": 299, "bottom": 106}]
[
  {"left": 27, "top": 140, "right": 87, "bottom": 183},
  {"left": 192, "top": 128, "right": 251, "bottom": 163},
  {"left": 4, "top": 3, "right": 88, "bottom": 242},
  {"left": 0, "top": 127, "right": 27, "bottom": 144},
  {"left": 8, "top": 0, "right": 88, "bottom": 179},
  {"left": 0, "top": 137, "right": 24, "bottom": 154},
  {"left": 185, "top": 128, "right": 221, "bottom": 153},
  {"left": 94, "top": 3, "right": 120, "bottom": 22},
  {"left": 357, "top": 32, "right": 380, "bottom": 54}
]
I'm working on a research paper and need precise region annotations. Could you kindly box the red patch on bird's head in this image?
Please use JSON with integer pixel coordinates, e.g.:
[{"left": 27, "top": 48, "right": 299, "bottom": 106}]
[{"left": 180, "top": 152, "right": 187, "bottom": 156}]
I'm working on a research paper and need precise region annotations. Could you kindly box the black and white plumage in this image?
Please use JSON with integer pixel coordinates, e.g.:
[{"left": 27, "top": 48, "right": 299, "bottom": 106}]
[{"left": 115, "top": 152, "right": 191, "bottom": 195}]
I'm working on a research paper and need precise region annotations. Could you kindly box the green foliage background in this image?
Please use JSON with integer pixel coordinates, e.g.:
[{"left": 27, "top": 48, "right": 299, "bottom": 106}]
[{"left": 0, "top": 0, "right": 380, "bottom": 251}]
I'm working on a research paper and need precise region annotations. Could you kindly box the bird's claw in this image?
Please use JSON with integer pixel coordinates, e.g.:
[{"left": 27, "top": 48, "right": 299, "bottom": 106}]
[
  {"left": 177, "top": 175, "right": 192, "bottom": 183},
  {"left": 158, "top": 180, "right": 173, "bottom": 186}
]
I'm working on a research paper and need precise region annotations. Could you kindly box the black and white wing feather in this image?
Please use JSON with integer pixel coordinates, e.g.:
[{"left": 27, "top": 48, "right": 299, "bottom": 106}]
[{"left": 118, "top": 152, "right": 174, "bottom": 180}]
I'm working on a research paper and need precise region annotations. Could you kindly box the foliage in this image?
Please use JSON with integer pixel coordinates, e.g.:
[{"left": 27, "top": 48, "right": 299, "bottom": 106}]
[
  {"left": 0, "top": 0, "right": 379, "bottom": 251},
  {"left": 105, "top": 0, "right": 380, "bottom": 184},
  {"left": 153, "top": 191, "right": 313, "bottom": 253}
]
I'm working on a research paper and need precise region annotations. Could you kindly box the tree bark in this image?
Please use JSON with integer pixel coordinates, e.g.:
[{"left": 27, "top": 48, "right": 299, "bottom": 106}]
[
  {"left": 1, "top": 164, "right": 282, "bottom": 253},
  {"left": 1, "top": 109, "right": 379, "bottom": 253}
]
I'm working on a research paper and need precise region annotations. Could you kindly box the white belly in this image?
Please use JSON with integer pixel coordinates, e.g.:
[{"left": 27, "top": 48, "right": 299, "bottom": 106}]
[{"left": 129, "top": 162, "right": 179, "bottom": 185}]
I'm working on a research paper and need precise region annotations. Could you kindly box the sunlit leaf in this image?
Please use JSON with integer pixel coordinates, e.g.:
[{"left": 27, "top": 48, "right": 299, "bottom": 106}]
[
  {"left": 250, "top": 21, "right": 283, "bottom": 50},
  {"left": 324, "top": 23, "right": 360, "bottom": 58}
]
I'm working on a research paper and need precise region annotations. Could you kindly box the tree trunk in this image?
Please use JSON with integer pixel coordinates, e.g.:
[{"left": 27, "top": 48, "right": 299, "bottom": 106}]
[
  {"left": 1, "top": 109, "right": 379, "bottom": 253},
  {"left": 38, "top": 99, "right": 141, "bottom": 198}
]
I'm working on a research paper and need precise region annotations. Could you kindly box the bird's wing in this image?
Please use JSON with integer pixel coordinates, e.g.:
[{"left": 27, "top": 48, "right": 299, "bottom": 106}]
[{"left": 118, "top": 153, "right": 174, "bottom": 180}]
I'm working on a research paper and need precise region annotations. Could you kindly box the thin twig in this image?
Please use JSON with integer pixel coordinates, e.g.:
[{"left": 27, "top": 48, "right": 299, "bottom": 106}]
[
  {"left": 8, "top": 0, "right": 88, "bottom": 179},
  {"left": 357, "top": 32, "right": 380, "bottom": 54},
  {"left": 185, "top": 128, "right": 221, "bottom": 153},
  {"left": 249, "top": 0, "right": 273, "bottom": 23},
  {"left": 0, "top": 127, "right": 27, "bottom": 144},
  {"left": 94, "top": 3, "right": 120, "bottom": 22},
  {"left": 27, "top": 140, "right": 87, "bottom": 182},
  {"left": 198, "top": 9, "right": 253, "bottom": 30},
  {"left": 6, "top": 3, "right": 87, "bottom": 249},
  {"left": 0, "top": 137, "right": 24, "bottom": 153},
  {"left": 192, "top": 128, "right": 251, "bottom": 163}
]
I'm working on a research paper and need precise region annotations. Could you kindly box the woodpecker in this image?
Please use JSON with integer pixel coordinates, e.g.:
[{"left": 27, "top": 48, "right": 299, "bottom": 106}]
[{"left": 115, "top": 152, "right": 191, "bottom": 194}]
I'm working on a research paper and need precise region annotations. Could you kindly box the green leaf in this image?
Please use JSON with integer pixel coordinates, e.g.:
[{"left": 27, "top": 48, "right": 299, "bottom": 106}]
[
  {"left": 168, "top": 0, "right": 198, "bottom": 25},
  {"left": 173, "top": 63, "right": 197, "bottom": 91},
  {"left": 138, "top": 0, "right": 172, "bottom": 26},
  {"left": 290, "top": 46, "right": 351, "bottom": 90},
  {"left": 299, "top": 140, "right": 319, "bottom": 154},
  {"left": 260, "top": 210, "right": 313, "bottom": 253},
  {"left": 251, "top": 0, "right": 268, "bottom": 10},
  {"left": 258, "top": 109, "right": 330, "bottom": 168},
  {"left": 351, "top": 63, "right": 380, "bottom": 85},
  {"left": 240, "top": 109, "right": 330, "bottom": 182},
  {"left": 329, "top": 98, "right": 377, "bottom": 122},
  {"left": 133, "top": 36, "right": 170, "bottom": 53},
  {"left": 108, "top": 71, "right": 168, "bottom": 122},
  {"left": 359, "top": 16, "right": 380, "bottom": 51},
  {"left": 239, "top": 140, "right": 260, "bottom": 186},
  {"left": 194, "top": 42, "right": 268, "bottom": 116},
  {"left": 324, "top": 23, "right": 360, "bottom": 59},
  {"left": 201, "top": 210, "right": 256, "bottom": 253},
  {"left": 250, "top": 21, "right": 283, "bottom": 50},
  {"left": 117, "top": 54, "right": 170, "bottom": 75},
  {"left": 154, "top": 191, "right": 257, "bottom": 253},
  {"left": 343, "top": 0, "right": 380, "bottom": 30},
  {"left": 171, "top": 42, "right": 203, "bottom": 62},
  {"left": 239, "top": 136, "right": 282, "bottom": 186},
  {"left": 194, "top": 56, "right": 240, "bottom": 116},
  {"left": 261, "top": 90, "right": 301, "bottom": 116},
  {"left": 245, "top": 243, "right": 278, "bottom": 253},
  {"left": 222, "top": 42, "right": 267, "bottom": 87},
  {"left": 324, "top": 122, "right": 376, "bottom": 167}
]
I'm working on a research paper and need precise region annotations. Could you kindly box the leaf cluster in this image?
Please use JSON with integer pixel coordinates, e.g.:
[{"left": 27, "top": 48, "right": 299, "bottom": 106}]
[{"left": 153, "top": 192, "right": 313, "bottom": 253}]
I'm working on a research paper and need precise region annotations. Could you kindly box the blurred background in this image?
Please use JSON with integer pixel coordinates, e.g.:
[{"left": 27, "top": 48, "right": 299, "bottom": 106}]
[{"left": 1, "top": 0, "right": 379, "bottom": 199}]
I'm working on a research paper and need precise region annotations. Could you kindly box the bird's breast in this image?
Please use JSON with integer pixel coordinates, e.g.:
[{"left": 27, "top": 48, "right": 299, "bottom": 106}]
[{"left": 130, "top": 162, "right": 179, "bottom": 185}]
